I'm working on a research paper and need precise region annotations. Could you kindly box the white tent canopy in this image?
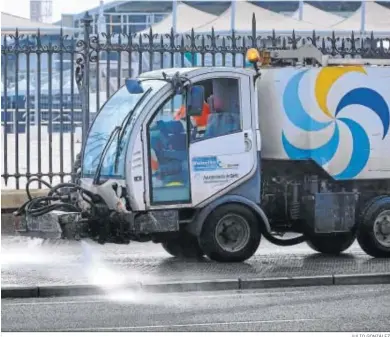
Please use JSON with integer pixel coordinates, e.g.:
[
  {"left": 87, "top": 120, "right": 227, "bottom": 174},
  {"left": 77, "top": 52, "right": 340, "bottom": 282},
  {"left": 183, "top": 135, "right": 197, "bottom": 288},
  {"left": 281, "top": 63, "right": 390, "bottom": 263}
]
[
  {"left": 1, "top": 12, "right": 75, "bottom": 35},
  {"left": 331, "top": 2, "right": 390, "bottom": 32},
  {"left": 292, "top": 3, "right": 343, "bottom": 27},
  {"left": 138, "top": 2, "right": 217, "bottom": 35},
  {"left": 193, "top": 1, "right": 324, "bottom": 34}
]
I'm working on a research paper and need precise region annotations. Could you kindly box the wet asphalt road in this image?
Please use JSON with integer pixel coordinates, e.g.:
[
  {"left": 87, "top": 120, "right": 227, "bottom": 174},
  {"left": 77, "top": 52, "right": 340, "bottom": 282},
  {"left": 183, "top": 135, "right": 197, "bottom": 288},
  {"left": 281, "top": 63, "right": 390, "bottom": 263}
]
[
  {"left": 2, "top": 235, "right": 390, "bottom": 287},
  {"left": 2, "top": 284, "right": 390, "bottom": 332}
]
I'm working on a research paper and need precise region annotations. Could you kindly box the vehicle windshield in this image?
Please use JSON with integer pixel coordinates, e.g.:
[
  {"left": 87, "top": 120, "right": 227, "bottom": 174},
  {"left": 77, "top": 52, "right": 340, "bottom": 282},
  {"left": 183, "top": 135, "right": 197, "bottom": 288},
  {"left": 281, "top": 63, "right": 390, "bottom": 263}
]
[{"left": 82, "top": 79, "right": 165, "bottom": 179}]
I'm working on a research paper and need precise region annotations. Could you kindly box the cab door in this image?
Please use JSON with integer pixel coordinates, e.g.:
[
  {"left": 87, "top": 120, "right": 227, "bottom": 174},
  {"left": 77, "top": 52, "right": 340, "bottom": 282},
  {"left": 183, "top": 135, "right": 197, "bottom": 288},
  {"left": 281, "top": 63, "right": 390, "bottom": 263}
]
[
  {"left": 189, "top": 72, "right": 257, "bottom": 206},
  {"left": 144, "top": 90, "right": 192, "bottom": 207}
]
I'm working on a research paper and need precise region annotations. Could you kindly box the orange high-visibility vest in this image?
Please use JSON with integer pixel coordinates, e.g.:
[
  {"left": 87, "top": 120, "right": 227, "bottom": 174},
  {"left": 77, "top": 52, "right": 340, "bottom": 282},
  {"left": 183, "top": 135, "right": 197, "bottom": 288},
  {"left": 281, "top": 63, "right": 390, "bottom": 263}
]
[
  {"left": 150, "top": 148, "right": 159, "bottom": 173},
  {"left": 174, "top": 103, "right": 210, "bottom": 128}
]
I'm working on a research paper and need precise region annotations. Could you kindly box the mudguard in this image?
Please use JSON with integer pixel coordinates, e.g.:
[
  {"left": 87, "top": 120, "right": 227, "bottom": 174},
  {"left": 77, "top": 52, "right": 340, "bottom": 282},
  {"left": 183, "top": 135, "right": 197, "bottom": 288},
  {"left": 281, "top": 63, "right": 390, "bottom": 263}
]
[{"left": 186, "top": 194, "right": 272, "bottom": 237}]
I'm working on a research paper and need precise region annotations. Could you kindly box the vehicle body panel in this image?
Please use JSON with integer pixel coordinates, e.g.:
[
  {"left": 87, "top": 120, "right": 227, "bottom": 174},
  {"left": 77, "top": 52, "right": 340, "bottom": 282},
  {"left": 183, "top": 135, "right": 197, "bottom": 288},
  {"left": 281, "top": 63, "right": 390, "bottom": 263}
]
[{"left": 257, "top": 66, "right": 390, "bottom": 180}]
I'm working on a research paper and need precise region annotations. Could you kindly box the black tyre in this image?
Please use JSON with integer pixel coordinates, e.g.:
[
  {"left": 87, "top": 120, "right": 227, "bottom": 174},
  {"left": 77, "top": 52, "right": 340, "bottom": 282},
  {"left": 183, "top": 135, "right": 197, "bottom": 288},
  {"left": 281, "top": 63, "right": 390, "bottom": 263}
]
[
  {"left": 306, "top": 232, "right": 356, "bottom": 255},
  {"left": 357, "top": 196, "right": 390, "bottom": 258},
  {"left": 161, "top": 232, "right": 204, "bottom": 259},
  {"left": 198, "top": 204, "right": 261, "bottom": 262}
]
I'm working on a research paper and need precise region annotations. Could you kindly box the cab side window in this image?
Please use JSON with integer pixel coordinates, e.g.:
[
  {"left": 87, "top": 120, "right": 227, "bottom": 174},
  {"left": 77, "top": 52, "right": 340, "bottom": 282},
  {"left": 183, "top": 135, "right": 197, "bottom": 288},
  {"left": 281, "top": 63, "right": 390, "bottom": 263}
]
[
  {"left": 189, "top": 78, "right": 242, "bottom": 141},
  {"left": 147, "top": 93, "right": 190, "bottom": 204}
]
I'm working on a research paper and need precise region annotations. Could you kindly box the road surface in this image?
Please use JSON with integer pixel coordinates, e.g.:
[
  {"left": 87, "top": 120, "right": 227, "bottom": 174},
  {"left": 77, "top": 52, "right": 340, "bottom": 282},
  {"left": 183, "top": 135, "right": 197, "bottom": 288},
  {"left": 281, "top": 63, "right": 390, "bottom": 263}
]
[
  {"left": 2, "top": 236, "right": 390, "bottom": 288},
  {"left": 2, "top": 284, "right": 390, "bottom": 332}
]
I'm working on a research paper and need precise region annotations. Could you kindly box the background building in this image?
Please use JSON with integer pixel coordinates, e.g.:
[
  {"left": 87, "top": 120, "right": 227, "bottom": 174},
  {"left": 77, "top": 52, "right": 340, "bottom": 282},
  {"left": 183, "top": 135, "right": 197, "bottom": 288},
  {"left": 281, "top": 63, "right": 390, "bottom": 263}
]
[
  {"left": 57, "top": 1, "right": 390, "bottom": 35},
  {"left": 30, "top": 0, "right": 53, "bottom": 23}
]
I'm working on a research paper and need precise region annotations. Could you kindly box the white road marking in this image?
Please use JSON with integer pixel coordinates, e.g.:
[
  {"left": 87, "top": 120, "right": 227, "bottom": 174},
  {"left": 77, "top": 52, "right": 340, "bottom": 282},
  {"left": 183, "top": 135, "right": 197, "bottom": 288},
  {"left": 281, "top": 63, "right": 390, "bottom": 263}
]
[{"left": 59, "top": 318, "right": 318, "bottom": 331}]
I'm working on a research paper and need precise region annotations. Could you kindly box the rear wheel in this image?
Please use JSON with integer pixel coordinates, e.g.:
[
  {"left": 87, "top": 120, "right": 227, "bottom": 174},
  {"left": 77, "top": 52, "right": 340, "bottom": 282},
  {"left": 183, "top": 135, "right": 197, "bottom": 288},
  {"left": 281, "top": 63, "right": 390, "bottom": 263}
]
[
  {"left": 161, "top": 232, "right": 204, "bottom": 259},
  {"left": 357, "top": 196, "right": 390, "bottom": 258},
  {"left": 198, "top": 204, "right": 261, "bottom": 262},
  {"left": 306, "top": 232, "right": 356, "bottom": 255}
]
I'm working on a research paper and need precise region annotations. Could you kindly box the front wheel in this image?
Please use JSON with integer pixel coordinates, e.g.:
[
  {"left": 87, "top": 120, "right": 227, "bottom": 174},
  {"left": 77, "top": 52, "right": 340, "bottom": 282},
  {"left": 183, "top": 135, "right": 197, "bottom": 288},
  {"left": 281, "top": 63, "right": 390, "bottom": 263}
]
[
  {"left": 198, "top": 204, "right": 261, "bottom": 262},
  {"left": 161, "top": 232, "right": 204, "bottom": 259},
  {"left": 306, "top": 232, "right": 356, "bottom": 255},
  {"left": 357, "top": 196, "right": 390, "bottom": 258}
]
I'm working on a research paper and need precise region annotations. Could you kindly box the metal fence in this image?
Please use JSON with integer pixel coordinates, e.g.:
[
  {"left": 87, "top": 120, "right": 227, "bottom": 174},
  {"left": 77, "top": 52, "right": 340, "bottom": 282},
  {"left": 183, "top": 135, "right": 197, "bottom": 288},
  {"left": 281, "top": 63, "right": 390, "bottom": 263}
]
[{"left": 2, "top": 12, "right": 390, "bottom": 190}]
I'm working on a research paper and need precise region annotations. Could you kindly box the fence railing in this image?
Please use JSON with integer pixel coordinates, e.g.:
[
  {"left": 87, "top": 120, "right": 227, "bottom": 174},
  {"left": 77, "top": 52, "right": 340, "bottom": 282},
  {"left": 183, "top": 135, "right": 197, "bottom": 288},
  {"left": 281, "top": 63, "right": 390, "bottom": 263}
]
[{"left": 2, "top": 12, "right": 390, "bottom": 189}]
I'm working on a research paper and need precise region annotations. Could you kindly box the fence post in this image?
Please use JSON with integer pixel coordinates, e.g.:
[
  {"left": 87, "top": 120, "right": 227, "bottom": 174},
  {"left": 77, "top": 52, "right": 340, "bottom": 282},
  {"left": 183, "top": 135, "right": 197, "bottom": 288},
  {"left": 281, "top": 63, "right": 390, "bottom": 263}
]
[{"left": 80, "top": 12, "right": 93, "bottom": 147}]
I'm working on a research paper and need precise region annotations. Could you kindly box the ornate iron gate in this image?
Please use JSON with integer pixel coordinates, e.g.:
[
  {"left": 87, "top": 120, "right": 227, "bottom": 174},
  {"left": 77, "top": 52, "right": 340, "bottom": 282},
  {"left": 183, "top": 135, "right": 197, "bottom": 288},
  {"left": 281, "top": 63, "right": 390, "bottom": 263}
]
[{"left": 1, "top": 12, "right": 389, "bottom": 189}]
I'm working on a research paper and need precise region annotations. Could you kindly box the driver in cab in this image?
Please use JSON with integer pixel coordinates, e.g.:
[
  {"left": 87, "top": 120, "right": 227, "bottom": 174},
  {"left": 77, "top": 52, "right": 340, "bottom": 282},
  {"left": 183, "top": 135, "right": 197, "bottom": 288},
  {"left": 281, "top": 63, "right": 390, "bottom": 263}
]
[
  {"left": 174, "top": 81, "right": 214, "bottom": 137},
  {"left": 174, "top": 96, "right": 211, "bottom": 136}
]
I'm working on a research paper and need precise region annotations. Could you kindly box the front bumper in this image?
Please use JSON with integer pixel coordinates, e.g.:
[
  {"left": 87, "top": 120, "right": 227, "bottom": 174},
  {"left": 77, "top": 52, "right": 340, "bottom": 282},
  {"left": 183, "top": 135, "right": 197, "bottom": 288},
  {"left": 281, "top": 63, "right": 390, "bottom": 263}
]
[{"left": 14, "top": 211, "right": 85, "bottom": 240}]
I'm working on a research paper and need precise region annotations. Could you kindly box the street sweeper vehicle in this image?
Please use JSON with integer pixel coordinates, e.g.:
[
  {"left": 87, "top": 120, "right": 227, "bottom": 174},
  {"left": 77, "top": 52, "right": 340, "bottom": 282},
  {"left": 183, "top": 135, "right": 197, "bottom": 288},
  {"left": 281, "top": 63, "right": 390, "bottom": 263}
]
[{"left": 15, "top": 45, "right": 390, "bottom": 262}]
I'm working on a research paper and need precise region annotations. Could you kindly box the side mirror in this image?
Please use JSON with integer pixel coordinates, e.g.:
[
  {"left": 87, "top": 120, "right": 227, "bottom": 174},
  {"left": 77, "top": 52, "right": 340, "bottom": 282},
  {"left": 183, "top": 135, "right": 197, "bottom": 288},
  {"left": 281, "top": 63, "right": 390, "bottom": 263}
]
[
  {"left": 187, "top": 85, "right": 204, "bottom": 117},
  {"left": 125, "top": 78, "right": 144, "bottom": 94}
]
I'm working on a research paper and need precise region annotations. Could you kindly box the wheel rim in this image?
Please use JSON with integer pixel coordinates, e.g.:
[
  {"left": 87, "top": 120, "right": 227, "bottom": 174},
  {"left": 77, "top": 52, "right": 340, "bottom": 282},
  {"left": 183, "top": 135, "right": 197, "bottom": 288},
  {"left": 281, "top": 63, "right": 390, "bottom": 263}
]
[
  {"left": 373, "top": 210, "right": 390, "bottom": 248},
  {"left": 214, "top": 214, "right": 250, "bottom": 253}
]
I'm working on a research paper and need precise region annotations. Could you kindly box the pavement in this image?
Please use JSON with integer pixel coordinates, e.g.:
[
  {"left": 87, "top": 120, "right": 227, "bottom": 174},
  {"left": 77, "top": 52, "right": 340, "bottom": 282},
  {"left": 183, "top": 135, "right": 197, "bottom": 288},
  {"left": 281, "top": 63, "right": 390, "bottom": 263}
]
[
  {"left": 2, "top": 284, "right": 390, "bottom": 332},
  {"left": 2, "top": 235, "right": 390, "bottom": 290}
]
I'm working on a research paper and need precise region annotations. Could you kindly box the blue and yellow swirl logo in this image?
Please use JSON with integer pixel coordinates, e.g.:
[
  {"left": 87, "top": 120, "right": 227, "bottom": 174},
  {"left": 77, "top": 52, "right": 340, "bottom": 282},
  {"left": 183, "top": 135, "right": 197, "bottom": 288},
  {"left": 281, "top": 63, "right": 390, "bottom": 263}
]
[{"left": 282, "top": 67, "right": 390, "bottom": 180}]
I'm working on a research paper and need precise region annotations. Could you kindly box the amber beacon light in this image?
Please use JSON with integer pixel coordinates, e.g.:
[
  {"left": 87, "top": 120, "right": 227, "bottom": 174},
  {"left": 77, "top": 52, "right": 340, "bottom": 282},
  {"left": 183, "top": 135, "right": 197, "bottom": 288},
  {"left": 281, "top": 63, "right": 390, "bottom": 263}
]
[{"left": 246, "top": 48, "right": 261, "bottom": 64}]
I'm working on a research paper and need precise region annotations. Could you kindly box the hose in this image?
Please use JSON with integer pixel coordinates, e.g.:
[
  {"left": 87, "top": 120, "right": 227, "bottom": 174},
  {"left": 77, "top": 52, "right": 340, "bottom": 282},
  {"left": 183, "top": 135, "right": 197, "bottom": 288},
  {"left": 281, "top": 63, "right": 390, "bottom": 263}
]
[
  {"left": 26, "top": 178, "right": 53, "bottom": 201},
  {"left": 47, "top": 182, "right": 97, "bottom": 201},
  {"left": 46, "top": 182, "right": 98, "bottom": 215},
  {"left": 15, "top": 178, "right": 97, "bottom": 218},
  {"left": 29, "top": 203, "right": 81, "bottom": 217}
]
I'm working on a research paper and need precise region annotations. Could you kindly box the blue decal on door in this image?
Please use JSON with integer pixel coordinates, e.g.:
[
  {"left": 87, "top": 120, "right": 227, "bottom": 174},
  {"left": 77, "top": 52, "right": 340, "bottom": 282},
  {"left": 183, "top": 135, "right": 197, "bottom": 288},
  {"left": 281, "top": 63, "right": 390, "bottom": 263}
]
[{"left": 192, "top": 156, "right": 239, "bottom": 172}]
